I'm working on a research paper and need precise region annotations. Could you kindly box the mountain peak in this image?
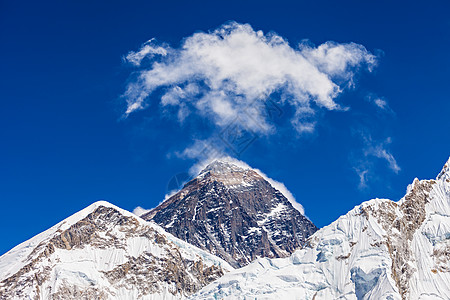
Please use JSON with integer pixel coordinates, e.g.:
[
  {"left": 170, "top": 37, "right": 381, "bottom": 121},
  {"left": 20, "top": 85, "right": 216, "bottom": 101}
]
[
  {"left": 143, "top": 159, "right": 317, "bottom": 268},
  {"left": 199, "top": 159, "right": 249, "bottom": 176},
  {"left": 193, "top": 159, "right": 264, "bottom": 188},
  {"left": 437, "top": 156, "right": 450, "bottom": 181},
  {"left": 0, "top": 200, "right": 232, "bottom": 299}
]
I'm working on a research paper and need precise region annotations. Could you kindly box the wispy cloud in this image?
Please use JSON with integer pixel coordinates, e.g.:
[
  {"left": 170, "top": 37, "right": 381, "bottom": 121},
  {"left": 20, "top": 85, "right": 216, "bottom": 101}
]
[
  {"left": 353, "top": 132, "right": 400, "bottom": 189},
  {"left": 363, "top": 135, "right": 400, "bottom": 174},
  {"left": 126, "top": 38, "right": 169, "bottom": 66},
  {"left": 354, "top": 167, "right": 370, "bottom": 189},
  {"left": 365, "top": 93, "right": 394, "bottom": 115},
  {"left": 174, "top": 139, "right": 222, "bottom": 173},
  {"left": 123, "top": 22, "right": 376, "bottom": 135},
  {"left": 132, "top": 206, "right": 151, "bottom": 217},
  {"left": 374, "top": 98, "right": 388, "bottom": 110}
]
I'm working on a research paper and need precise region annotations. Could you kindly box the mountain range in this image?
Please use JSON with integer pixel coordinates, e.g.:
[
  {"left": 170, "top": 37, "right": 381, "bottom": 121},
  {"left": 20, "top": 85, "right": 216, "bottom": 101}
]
[
  {"left": 1, "top": 157, "right": 449, "bottom": 299},
  {"left": 194, "top": 158, "right": 450, "bottom": 299}
]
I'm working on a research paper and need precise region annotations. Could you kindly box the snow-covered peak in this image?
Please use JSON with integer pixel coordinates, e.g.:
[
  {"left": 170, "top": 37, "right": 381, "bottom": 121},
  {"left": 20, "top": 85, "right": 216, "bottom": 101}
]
[
  {"left": 144, "top": 158, "right": 317, "bottom": 268},
  {"left": 192, "top": 159, "right": 265, "bottom": 189},
  {"left": 0, "top": 200, "right": 121, "bottom": 279},
  {"left": 198, "top": 159, "right": 249, "bottom": 177},
  {"left": 437, "top": 156, "right": 450, "bottom": 181},
  {"left": 0, "top": 200, "right": 233, "bottom": 299}
]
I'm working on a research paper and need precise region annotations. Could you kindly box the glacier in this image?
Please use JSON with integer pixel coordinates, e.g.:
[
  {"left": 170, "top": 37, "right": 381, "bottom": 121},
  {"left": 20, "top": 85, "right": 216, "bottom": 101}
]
[
  {"left": 1, "top": 158, "right": 449, "bottom": 299},
  {"left": 192, "top": 158, "right": 450, "bottom": 300}
]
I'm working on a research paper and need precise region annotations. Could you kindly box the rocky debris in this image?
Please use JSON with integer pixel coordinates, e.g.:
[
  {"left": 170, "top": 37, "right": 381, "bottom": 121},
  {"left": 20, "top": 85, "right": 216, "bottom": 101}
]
[{"left": 142, "top": 160, "right": 317, "bottom": 268}]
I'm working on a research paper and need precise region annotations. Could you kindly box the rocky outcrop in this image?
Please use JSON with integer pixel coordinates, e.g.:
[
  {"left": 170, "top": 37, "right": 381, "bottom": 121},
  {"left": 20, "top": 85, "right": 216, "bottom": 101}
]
[
  {"left": 142, "top": 160, "right": 317, "bottom": 268},
  {"left": 191, "top": 157, "right": 450, "bottom": 299},
  {"left": 361, "top": 179, "right": 434, "bottom": 299},
  {"left": 0, "top": 202, "right": 232, "bottom": 300}
]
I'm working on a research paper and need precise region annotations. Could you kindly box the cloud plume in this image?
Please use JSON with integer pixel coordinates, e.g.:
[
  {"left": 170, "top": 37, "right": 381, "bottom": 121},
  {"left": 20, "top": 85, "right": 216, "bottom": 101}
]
[
  {"left": 364, "top": 136, "right": 400, "bottom": 174},
  {"left": 123, "top": 22, "right": 376, "bottom": 134},
  {"left": 353, "top": 132, "right": 400, "bottom": 189}
]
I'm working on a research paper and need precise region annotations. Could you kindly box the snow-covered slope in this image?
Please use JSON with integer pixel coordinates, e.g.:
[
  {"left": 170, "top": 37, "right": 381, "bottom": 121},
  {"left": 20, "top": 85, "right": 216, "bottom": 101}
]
[
  {"left": 193, "top": 158, "right": 450, "bottom": 300},
  {"left": 142, "top": 160, "right": 317, "bottom": 268},
  {"left": 0, "top": 201, "right": 232, "bottom": 299}
]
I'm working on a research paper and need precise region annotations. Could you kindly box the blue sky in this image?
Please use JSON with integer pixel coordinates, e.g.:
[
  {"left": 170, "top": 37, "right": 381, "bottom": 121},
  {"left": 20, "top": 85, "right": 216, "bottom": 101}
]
[{"left": 1, "top": 0, "right": 449, "bottom": 255}]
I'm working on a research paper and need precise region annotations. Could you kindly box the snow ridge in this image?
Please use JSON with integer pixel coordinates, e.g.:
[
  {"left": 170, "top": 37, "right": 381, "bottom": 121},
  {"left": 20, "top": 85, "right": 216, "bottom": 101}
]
[
  {"left": 0, "top": 201, "right": 232, "bottom": 299},
  {"left": 192, "top": 158, "right": 450, "bottom": 300},
  {"left": 2, "top": 158, "right": 449, "bottom": 299}
]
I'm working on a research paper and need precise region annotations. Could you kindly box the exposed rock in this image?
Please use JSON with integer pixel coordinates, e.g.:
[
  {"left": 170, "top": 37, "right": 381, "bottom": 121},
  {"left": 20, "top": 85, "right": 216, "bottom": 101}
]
[
  {"left": 362, "top": 179, "right": 434, "bottom": 299},
  {"left": 191, "top": 157, "right": 450, "bottom": 300},
  {"left": 0, "top": 202, "right": 232, "bottom": 299},
  {"left": 142, "top": 160, "right": 317, "bottom": 267}
]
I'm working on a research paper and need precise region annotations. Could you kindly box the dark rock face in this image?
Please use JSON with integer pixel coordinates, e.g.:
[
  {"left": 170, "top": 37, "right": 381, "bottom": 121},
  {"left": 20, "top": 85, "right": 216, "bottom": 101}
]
[{"left": 142, "top": 160, "right": 318, "bottom": 268}]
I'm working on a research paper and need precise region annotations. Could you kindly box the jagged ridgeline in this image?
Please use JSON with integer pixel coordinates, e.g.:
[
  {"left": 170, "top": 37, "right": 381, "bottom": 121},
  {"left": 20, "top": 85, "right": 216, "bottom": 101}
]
[
  {"left": 192, "top": 158, "right": 450, "bottom": 300},
  {"left": 142, "top": 160, "right": 318, "bottom": 268},
  {"left": 0, "top": 202, "right": 232, "bottom": 299},
  {"left": 1, "top": 158, "right": 449, "bottom": 299}
]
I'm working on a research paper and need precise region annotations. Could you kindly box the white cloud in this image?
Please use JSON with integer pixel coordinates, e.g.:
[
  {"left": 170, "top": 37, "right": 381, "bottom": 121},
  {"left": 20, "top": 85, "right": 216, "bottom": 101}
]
[
  {"left": 132, "top": 206, "right": 151, "bottom": 217},
  {"left": 162, "top": 189, "right": 179, "bottom": 202},
  {"left": 366, "top": 93, "right": 394, "bottom": 115},
  {"left": 174, "top": 139, "right": 228, "bottom": 175},
  {"left": 371, "top": 140, "right": 400, "bottom": 174},
  {"left": 351, "top": 129, "right": 400, "bottom": 190},
  {"left": 362, "top": 134, "right": 400, "bottom": 174},
  {"left": 355, "top": 168, "right": 370, "bottom": 189},
  {"left": 123, "top": 22, "right": 376, "bottom": 134},
  {"left": 374, "top": 98, "right": 388, "bottom": 110},
  {"left": 125, "top": 39, "right": 169, "bottom": 66}
]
